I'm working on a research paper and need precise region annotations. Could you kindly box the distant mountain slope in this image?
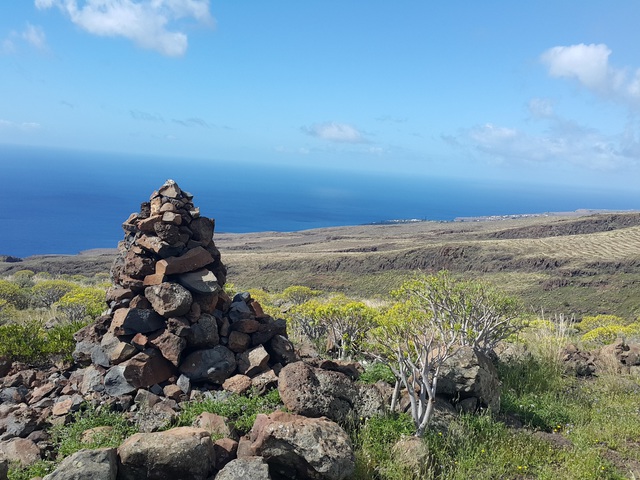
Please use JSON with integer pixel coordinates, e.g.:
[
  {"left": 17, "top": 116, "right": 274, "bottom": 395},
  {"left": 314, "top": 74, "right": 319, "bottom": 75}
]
[{"left": 477, "top": 213, "right": 640, "bottom": 240}]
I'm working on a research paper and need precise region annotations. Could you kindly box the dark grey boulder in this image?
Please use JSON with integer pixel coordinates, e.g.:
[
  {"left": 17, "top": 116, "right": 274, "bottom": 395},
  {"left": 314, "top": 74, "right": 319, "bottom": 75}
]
[
  {"left": 43, "top": 448, "right": 117, "bottom": 480},
  {"left": 216, "top": 457, "right": 272, "bottom": 480},
  {"left": 179, "top": 346, "right": 236, "bottom": 384}
]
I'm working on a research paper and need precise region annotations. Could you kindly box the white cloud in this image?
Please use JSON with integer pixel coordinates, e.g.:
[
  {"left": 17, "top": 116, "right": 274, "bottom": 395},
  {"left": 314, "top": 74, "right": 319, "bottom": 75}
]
[
  {"left": 0, "top": 119, "right": 41, "bottom": 130},
  {"left": 303, "top": 121, "right": 367, "bottom": 143},
  {"left": 172, "top": 117, "right": 209, "bottom": 128},
  {"left": 541, "top": 43, "right": 640, "bottom": 106},
  {"left": 451, "top": 120, "right": 638, "bottom": 171},
  {"left": 130, "top": 110, "right": 164, "bottom": 122},
  {"left": 35, "top": 0, "right": 214, "bottom": 57},
  {"left": 1, "top": 24, "right": 48, "bottom": 54},
  {"left": 528, "top": 98, "right": 555, "bottom": 119},
  {"left": 541, "top": 43, "right": 610, "bottom": 90},
  {"left": 22, "top": 23, "right": 47, "bottom": 50},
  {"left": 0, "top": 38, "right": 15, "bottom": 55}
]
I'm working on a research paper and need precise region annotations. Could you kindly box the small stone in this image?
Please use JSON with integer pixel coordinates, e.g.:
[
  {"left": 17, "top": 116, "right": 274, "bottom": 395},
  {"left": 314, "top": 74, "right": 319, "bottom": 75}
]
[
  {"left": 177, "top": 269, "right": 220, "bottom": 294},
  {"left": 158, "top": 179, "right": 182, "bottom": 198},
  {"left": 103, "top": 366, "right": 136, "bottom": 397},
  {"left": 176, "top": 374, "right": 191, "bottom": 394},
  {"left": 162, "top": 212, "right": 182, "bottom": 225},
  {"left": 237, "top": 346, "right": 270, "bottom": 377},
  {"left": 231, "top": 319, "right": 261, "bottom": 334},
  {"left": 144, "top": 283, "right": 193, "bottom": 318},
  {"left": 155, "top": 247, "right": 214, "bottom": 276},
  {"left": 122, "top": 350, "right": 174, "bottom": 389},
  {"left": 212, "top": 438, "right": 238, "bottom": 471},
  {"left": 163, "top": 384, "right": 183, "bottom": 401},
  {"left": 228, "top": 331, "right": 251, "bottom": 353},
  {"left": 223, "top": 374, "right": 252, "bottom": 395},
  {"left": 137, "top": 214, "right": 163, "bottom": 233}
]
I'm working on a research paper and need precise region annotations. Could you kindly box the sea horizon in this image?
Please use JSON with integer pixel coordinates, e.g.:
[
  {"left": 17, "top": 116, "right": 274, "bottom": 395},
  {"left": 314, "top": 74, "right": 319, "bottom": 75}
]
[{"left": 2, "top": 145, "right": 639, "bottom": 258}]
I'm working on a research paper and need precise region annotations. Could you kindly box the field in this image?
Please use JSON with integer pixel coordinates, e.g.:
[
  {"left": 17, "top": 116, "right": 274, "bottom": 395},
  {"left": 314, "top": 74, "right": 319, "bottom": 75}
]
[{"left": 3, "top": 211, "right": 640, "bottom": 318}]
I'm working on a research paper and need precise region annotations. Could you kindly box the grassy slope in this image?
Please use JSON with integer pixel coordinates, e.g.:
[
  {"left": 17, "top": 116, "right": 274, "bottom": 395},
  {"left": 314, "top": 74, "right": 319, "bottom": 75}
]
[
  {"left": 219, "top": 213, "right": 640, "bottom": 317},
  {"left": 3, "top": 212, "right": 640, "bottom": 317}
]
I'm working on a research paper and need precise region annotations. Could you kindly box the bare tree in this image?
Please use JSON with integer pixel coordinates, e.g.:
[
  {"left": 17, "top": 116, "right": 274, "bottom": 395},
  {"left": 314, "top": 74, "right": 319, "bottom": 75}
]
[{"left": 372, "top": 271, "right": 521, "bottom": 436}]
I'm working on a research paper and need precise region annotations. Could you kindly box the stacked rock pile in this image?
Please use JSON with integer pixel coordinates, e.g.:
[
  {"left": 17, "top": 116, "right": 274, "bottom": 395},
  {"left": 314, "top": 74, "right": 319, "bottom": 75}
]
[{"left": 74, "top": 179, "right": 298, "bottom": 401}]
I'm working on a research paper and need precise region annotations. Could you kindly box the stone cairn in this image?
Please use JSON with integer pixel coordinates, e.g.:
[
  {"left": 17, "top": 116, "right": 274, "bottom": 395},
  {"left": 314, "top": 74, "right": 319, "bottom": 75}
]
[{"left": 74, "top": 179, "right": 298, "bottom": 402}]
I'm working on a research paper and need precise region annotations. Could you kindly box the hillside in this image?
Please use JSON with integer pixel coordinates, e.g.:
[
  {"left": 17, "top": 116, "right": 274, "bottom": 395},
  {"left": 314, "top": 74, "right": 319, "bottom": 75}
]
[{"left": 3, "top": 211, "right": 640, "bottom": 317}]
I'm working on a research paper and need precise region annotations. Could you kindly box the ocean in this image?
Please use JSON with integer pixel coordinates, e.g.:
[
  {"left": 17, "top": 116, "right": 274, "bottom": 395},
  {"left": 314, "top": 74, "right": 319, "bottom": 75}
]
[{"left": 1, "top": 145, "right": 638, "bottom": 258}]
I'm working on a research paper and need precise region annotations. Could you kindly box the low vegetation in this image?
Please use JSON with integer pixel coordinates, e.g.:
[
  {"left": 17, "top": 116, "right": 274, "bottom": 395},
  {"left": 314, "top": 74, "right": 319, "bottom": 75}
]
[
  {"left": 0, "top": 271, "right": 107, "bottom": 364},
  {"left": 2, "top": 217, "right": 640, "bottom": 479}
]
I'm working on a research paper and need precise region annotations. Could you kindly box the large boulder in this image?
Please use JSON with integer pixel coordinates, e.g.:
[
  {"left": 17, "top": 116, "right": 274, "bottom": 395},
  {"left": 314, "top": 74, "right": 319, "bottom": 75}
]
[
  {"left": 0, "top": 438, "right": 40, "bottom": 467},
  {"left": 437, "top": 346, "right": 500, "bottom": 412},
  {"left": 598, "top": 339, "right": 640, "bottom": 374},
  {"left": 244, "top": 411, "right": 355, "bottom": 480},
  {"left": 179, "top": 346, "right": 236, "bottom": 384},
  {"left": 43, "top": 448, "right": 117, "bottom": 480},
  {"left": 117, "top": 427, "right": 215, "bottom": 480},
  {"left": 277, "top": 362, "right": 359, "bottom": 423},
  {"left": 110, "top": 308, "right": 165, "bottom": 336}
]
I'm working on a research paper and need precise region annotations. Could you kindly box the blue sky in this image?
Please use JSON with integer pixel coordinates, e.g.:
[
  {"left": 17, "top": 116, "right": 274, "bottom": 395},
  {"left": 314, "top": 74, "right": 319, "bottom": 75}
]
[{"left": 2, "top": 1, "right": 640, "bottom": 191}]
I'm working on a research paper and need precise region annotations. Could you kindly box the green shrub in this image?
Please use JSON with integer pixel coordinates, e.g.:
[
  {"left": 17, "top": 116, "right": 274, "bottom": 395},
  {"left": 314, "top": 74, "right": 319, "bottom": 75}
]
[
  {"left": 580, "top": 323, "right": 640, "bottom": 345},
  {"left": 575, "top": 314, "right": 629, "bottom": 332},
  {"left": 280, "top": 285, "right": 322, "bottom": 305},
  {"left": 287, "top": 295, "right": 379, "bottom": 360},
  {"left": 55, "top": 287, "right": 106, "bottom": 322},
  {"left": 0, "top": 317, "right": 87, "bottom": 363},
  {"left": 0, "top": 320, "right": 48, "bottom": 362},
  {"left": 11, "top": 270, "right": 35, "bottom": 288},
  {"left": 0, "top": 299, "right": 18, "bottom": 324},
  {"left": 0, "top": 280, "right": 29, "bottom": 309},
  {"left": 45, "top": 319, "right": 90, "bottom": 360},
  {"left": 30, "top": 280, "right": 77, "bottom": 308}
]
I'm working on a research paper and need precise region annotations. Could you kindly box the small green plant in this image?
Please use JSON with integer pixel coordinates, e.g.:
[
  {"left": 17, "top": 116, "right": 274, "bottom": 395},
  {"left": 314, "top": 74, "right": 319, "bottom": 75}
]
[
  {"left": 352, "top": 413, "right": 416, "bottom": 479},
  {"left": 359, "top": 362, "right": 395, "bottom": 385},
  {"left": 0, "top": 320, "right": 47, "bottom": 362},
  {"left": 8, "top": 460, "right": 56, "bottom": 480},
  {"left": 287, "top": 295, "right": 379, "bottom": 360},
  {"left": 174, "top": 388, "right": 282, "bottom": 435},
  {"left": 280, "top": 285, "right": 322, "bottom": 305},
  {"left": 50, "top": 404, "right": 138, "bottom": 459}
]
